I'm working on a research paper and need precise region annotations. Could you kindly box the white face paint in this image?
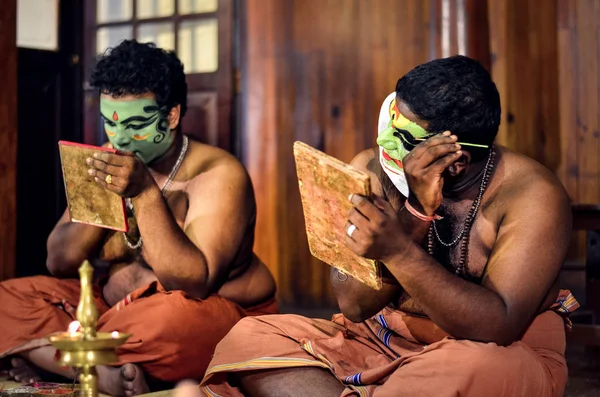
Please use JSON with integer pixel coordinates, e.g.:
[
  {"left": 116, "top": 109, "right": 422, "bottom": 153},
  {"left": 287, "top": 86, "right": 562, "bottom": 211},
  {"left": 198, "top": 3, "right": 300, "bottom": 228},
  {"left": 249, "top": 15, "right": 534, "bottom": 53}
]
[{"left": 377, "top": 92, "right": 410, "bottom": 198}]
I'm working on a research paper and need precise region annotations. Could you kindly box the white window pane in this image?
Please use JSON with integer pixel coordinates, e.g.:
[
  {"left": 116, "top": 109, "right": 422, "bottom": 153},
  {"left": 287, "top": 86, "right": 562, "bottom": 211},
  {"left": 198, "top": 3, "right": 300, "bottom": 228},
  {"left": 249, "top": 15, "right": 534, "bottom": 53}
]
[
  {"left": 178, "top": 19, "right": 218, "bottom": 73},
  {"left": 138, "top": 22, "right": 175, "bottom": 51},
  {"left": 178, "top": 0, "right": 218, "bottom": 14},
  {"left": 96, "top": 26, "right": 133, "bottom": 54},
  {"left": 97, "top": 0, "right": 132, "bottom": 23},
  {"left": 136, "top": 0, "right": 174, "bottom": 19}
]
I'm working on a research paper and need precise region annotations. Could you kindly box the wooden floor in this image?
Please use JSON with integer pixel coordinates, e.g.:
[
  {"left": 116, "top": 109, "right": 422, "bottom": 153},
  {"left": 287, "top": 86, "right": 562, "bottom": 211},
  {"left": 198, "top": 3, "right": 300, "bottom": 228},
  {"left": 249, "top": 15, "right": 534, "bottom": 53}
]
[{"left": 565, "top": 344, "right": 600, "bottom": 397}]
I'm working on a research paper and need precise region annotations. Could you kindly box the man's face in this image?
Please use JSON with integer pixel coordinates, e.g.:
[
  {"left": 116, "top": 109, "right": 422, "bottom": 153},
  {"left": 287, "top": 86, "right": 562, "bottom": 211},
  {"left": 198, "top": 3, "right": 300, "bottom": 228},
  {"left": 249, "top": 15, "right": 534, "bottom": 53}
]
[
  {"left": 100, "top": 93, "right": 174, "bottom": 164},
  {"left": 376, "top": 98, "right": 431, "bottom": 171}
]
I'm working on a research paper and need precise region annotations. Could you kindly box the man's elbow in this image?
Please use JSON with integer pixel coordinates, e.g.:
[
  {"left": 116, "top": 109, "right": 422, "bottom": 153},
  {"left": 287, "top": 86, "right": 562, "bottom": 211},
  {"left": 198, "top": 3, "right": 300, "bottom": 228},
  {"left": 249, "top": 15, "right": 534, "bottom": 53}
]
[
  {"left": 338, "top": 301, "right": 376, "bottom": 323},
  {"left": 490, "top": 326, "right": 522, "bottom": 346},
  {"left": 454, "top": 324, "right": 520, "bottom": 347},
  {"left": 46, "top": 238, "right": 84, "bottom": 277},
  {"left": 160, "top": 273, "right": 209, "bottom": 299},
  {"left": 46, "top": 244, "right": 65, "bottom": 275},
  {"left": 342, "top": 309, "right": 369, "bottom": 323},
  {"left": 46, "top": 237, "right": 68, "bottom": 276},
  {"left": 46, "top": 251, "right": 79, "bottom": 277}
]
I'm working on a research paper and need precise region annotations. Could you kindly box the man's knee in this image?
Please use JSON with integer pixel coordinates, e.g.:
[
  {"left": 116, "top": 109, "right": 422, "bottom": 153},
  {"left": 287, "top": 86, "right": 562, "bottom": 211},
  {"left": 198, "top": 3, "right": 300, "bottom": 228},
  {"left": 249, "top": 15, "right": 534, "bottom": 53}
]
[
  {"left": 101, "top": 294, "right": 246, "bottom": 381},
  {"left": 0, "top": 276, "right": 38, "bottom": 295},
  {"left": 378, "top": 340, "right": 562, "bottom": 397},
  {"left": 214, "top": 314, "right": 303, "bottom": 352},
  {"left": 0, "top": 276, "right": 60, "bottom": 306}
]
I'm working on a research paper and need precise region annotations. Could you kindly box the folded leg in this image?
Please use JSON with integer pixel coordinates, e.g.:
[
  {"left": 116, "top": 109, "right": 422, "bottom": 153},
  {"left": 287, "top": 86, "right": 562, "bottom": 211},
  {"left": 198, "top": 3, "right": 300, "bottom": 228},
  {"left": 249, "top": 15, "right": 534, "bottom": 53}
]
[{"left": 98, "top": 287, "right": 246, "bottom": 382}]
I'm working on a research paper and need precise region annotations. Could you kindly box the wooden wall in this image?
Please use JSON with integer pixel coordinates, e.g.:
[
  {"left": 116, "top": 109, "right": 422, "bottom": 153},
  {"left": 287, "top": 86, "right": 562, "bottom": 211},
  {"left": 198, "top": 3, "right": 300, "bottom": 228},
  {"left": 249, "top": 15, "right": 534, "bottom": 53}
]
[
  {"left": 556, "top": 0, "right": 600, "bottom": 204},
  {"left": 0, "top": 0, "right": 17, "bottom": 281},
  {"left": 242, "top": 0, "right": 600, "bottom": 308},
  {"left": 243, "top": 0, "right": 491, "bottom": 308},
  {"left": 488, "top": 0, "right": 561, "bottom": 171}
]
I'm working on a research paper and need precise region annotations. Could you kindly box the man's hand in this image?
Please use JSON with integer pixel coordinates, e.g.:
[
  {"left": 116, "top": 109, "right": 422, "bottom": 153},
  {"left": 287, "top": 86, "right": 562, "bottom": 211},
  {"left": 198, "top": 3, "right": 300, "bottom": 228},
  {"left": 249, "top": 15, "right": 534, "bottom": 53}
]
[
  {"left": 403, "top": 132, "right": 461, "bottom": 215},
  {"left": 87, "top": 151, "right": 154, "bottom": 198},
  {"left": 344, "top": 194, "right": 408, "bottom": 263}
]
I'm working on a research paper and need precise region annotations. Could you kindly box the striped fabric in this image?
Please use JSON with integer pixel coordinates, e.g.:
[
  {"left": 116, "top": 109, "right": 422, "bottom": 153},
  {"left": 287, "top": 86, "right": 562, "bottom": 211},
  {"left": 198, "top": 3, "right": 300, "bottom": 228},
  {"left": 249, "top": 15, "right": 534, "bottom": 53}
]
[
  {"left": 550, "top": 290, "right": 580, "bottom": 330},
  {"left": 200, "top": 289, "right": 579, "bottom": 397}
]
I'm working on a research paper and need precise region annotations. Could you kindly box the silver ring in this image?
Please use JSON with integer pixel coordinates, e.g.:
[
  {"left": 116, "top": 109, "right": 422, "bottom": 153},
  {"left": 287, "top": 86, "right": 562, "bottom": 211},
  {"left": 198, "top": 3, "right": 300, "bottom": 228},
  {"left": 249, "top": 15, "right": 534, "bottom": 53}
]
[{"left": 346, "top": 224, "right": 357, "bottom": 238}]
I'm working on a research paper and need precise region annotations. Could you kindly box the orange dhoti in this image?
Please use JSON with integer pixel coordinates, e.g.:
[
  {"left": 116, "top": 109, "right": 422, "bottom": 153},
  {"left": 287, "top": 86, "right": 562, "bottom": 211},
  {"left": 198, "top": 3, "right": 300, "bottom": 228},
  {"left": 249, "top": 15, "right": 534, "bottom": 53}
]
[
  {"left": 0, "top": 276, "right": 277, "bottom": 382},
  {"left": 201, "top": 290, "right": 578, "bottom": 397}
]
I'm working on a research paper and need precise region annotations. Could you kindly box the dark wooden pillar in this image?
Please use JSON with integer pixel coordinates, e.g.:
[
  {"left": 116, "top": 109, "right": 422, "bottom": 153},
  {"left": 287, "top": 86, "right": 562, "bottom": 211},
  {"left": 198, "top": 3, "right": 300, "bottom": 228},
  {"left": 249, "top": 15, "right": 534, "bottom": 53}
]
[
  {"left": 0, "top": 0, "right": 17, "bottom": 281},
  {"left": 428, "top": 0, "right": 491, "bottom": 71}
]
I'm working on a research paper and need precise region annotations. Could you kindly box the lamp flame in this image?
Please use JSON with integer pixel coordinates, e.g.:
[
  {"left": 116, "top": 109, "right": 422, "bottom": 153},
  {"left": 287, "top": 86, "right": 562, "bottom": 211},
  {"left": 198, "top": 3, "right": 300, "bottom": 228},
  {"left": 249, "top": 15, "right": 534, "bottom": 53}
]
[{"left": 68, "top": 321, "right": 81, "bottom": 336}]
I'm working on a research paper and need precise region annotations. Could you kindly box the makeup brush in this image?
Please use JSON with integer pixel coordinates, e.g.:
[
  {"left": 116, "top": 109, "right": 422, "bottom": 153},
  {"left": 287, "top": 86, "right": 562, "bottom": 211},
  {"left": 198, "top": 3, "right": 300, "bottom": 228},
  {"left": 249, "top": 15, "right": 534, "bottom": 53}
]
[{"left": 414, "top": 138, "right": 489, "bottom": 148}]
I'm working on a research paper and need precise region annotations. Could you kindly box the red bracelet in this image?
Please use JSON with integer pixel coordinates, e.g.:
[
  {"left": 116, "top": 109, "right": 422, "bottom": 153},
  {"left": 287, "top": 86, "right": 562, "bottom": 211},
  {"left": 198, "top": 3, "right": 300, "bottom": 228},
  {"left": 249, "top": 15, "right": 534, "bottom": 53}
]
[{"left": 404, "top": 200, "right": 443, "bottom": 222}]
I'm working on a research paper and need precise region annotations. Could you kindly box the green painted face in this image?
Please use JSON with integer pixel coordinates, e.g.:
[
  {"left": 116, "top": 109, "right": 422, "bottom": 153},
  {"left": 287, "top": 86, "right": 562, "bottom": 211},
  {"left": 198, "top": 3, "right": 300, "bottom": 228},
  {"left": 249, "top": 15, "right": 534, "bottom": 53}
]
[
  {"left": 100, "top": 97, "right": 174, "bottom": 164},
  {"left": 376, "top": 98, "right": 431, "bottom": 170}
]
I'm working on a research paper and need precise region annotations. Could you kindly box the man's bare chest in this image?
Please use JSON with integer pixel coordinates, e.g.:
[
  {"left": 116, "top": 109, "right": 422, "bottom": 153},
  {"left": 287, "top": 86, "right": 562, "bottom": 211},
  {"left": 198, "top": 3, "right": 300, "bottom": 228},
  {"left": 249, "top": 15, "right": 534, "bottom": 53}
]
[
  {"left": 98, "top": 189, "right": 189, "bottom": 263},
  {"left": 394, "top": 200, "right": 498, "bottom": 315}
]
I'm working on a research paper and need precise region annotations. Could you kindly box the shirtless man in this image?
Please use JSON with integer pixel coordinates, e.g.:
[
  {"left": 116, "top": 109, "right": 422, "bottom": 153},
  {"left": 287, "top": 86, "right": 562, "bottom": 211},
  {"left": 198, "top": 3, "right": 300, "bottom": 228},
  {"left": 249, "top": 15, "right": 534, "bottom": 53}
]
[
  {"left": 199, "top": 55, "right": 578, "bottom": 397},
  {"left": 0, "top": 40, "right": 276, "bottom": 396}
]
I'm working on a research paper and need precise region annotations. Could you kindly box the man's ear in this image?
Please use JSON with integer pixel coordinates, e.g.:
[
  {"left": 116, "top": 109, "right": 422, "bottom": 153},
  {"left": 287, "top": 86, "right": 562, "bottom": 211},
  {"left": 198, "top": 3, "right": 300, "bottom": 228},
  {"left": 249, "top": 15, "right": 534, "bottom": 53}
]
[
  {"left": 447, "top": 150, "right": 471, "bottom": 176},
  {"left": 168, "top": 105, "right": 181, "bottom": 130}
]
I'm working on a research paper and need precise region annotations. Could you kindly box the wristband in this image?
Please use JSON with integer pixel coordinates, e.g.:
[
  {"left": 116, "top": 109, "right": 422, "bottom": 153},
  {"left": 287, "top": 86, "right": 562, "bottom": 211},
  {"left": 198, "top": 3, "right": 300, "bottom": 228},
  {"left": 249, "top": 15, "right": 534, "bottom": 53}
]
[{"left": 404, "top": 200, "right": 443, "bottom": 222}]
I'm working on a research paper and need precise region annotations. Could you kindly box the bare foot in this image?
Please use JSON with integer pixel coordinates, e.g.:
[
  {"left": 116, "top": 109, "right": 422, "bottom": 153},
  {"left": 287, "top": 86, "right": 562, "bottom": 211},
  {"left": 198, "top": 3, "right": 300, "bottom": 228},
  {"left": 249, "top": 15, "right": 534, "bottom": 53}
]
[
  {"left": 174, "top": 381, "right": 201, "bottom": 397},
  {"left": 8, "top": 358, "right": 41, "bottom": 384},
  {"left": 120, "top": 364, "right": 149, "bottom": 397}
]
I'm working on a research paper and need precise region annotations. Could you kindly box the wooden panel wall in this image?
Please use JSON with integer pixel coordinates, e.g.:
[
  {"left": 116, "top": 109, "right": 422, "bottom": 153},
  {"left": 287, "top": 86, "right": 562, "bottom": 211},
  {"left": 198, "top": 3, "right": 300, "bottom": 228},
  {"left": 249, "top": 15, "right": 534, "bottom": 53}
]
[
  {"left": 243, "top": 0, "right": 489, "bottom": 308},
  {"left": 557, "top": 0, "right": 600, "bottom": 204},
  {"left": 0, "top": 0, "right": 17, "bottom": 281},
  {"left": 488, "top": 0, "right": 560, "bottom": 170},
  {"left": 244, "top": 0, "right": 600, "bottom": 307}
]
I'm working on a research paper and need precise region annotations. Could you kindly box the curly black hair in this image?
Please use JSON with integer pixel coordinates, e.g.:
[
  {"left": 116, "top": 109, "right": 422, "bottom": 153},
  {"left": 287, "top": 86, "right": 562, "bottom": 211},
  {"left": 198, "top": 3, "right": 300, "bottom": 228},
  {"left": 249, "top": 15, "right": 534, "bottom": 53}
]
[
  {"left": 395, "top": 55, "right": 501, "bottom": 161},
  {"left": 90, "top": 39, "right": 188, "bottom": 118}
]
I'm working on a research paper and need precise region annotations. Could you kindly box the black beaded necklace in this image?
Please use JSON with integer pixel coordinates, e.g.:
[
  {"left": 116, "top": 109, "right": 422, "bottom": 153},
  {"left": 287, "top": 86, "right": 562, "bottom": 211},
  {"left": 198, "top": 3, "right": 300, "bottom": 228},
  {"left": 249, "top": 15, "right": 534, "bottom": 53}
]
[{"left": 427, "top": 146, "right": 496, "bottom": 276}]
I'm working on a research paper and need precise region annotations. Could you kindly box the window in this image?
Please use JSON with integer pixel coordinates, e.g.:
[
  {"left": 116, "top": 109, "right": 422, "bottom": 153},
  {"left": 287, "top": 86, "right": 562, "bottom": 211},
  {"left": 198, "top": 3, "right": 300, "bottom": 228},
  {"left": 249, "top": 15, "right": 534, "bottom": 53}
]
[
  {"left": 82, "top": 0, "right": 236, "bottom": 152},
  {"left": 93, "top": 0, "right": 219, "bottom": 73}
]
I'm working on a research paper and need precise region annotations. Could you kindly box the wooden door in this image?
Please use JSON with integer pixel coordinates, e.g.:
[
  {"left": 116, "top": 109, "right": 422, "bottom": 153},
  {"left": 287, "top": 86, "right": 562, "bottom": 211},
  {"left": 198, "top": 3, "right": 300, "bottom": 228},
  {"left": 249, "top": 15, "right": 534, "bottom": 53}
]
[
  {"left": 83, "top": 0, "right": 235, "bottom": 152},
  {"left": 16, "top": 0, "right": 83, "bottom": 277},
  {"left": 0, "top": 0, "right": 17, "bottom": 281}
]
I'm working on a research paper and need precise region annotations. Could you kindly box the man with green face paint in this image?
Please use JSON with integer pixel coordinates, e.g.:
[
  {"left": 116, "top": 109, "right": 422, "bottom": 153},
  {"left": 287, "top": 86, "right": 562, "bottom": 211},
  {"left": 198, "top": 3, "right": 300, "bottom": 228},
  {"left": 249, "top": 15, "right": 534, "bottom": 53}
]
[
  {"left": 375, "top": 92, "right": 433, "bottom": 197},
  {"left": 0, "top": 40, "right": 277, "bottom": 396},
  {"left": 100, "top": 97, "right": 174, "bottom": 165},
  {"left": 200, "top": 56, "right": 577, "bottom": 397}
]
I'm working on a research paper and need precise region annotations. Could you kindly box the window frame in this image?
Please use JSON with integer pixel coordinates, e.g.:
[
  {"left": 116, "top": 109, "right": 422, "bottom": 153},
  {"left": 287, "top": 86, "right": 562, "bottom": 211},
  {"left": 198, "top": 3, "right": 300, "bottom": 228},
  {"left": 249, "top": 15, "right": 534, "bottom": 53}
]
[{"left": 82, "top": 0, "right": 235, "bottom": 151}]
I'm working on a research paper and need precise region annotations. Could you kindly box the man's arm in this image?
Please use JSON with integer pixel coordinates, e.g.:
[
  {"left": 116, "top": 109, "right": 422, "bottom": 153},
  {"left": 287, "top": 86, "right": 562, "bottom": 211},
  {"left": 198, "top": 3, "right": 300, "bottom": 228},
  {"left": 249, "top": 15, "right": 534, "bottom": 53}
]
[
  {"left": 347, "top": 159, "right": 572, "bottom": 345},
  {"left": 47, "top": 141, "right": 115, "bottom": 276},
  {"left": 331, "top": 148, "right": 430, "bottom": 322},
  {"left": 384, "top": 175, "right": 570, "bottom": 345},
  {"left": 131, "top": 156, "right": 254, "bottom": 298},
  {"left": 330, "top": 267, "right": 401, "bottom": 322},
  {"left": 46, "top": 209, "right": 108, "bottom": 277}
]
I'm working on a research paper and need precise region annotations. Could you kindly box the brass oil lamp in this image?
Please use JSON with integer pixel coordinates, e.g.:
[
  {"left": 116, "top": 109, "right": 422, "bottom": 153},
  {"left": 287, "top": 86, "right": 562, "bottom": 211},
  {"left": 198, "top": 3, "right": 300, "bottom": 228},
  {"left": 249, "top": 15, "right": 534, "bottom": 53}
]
[{"left": 48, "top": 261, "right": 130, "bottom": 397}]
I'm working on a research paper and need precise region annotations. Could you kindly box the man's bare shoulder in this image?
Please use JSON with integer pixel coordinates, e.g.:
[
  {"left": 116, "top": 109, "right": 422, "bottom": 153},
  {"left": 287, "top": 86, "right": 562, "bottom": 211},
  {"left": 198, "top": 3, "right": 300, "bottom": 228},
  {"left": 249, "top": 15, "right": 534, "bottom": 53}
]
[
  {"left": 350, "top": 148, "right": 379, "bottom": 172},
  {"left": 180, "top": 138, "right": 254, "bottom": 210},
  {"left": 350, "top": 148, "right": 384, "bottom": 196},
  {"left": 184, "top": 138, "right": 250, "bottom": 181},
  {"left": 494, "top": 146, "right": 570, "bottom": 214}
]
